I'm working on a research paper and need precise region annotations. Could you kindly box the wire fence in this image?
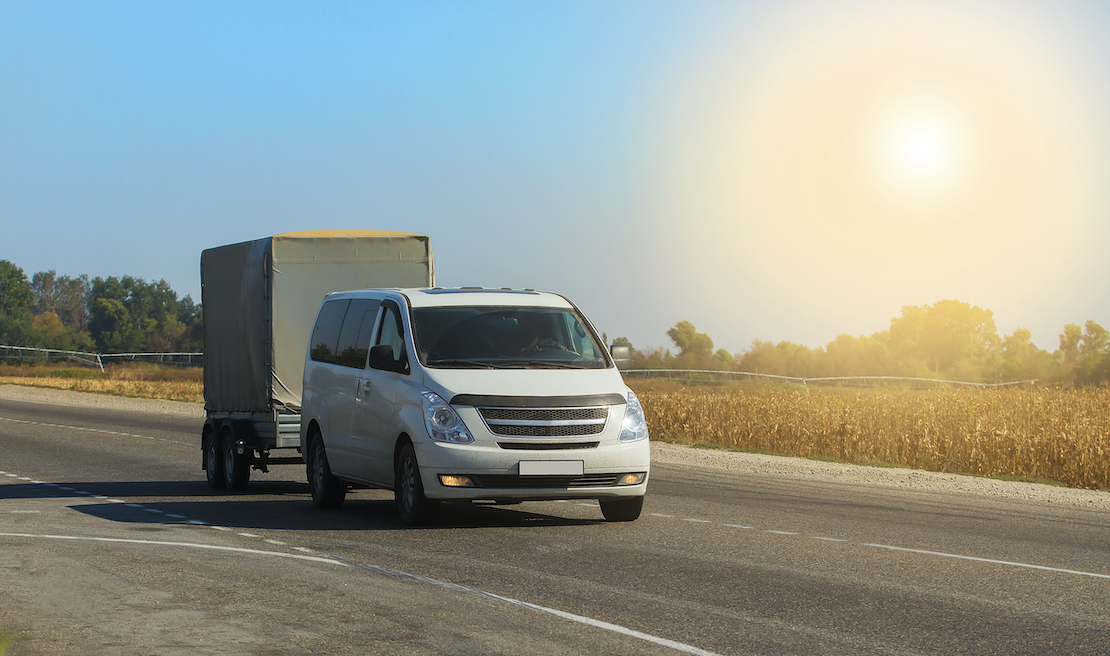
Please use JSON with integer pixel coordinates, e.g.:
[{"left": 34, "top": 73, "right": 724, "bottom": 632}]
[
  {"left": 620, "top": 368, "right": 1038, "bottom": 392},
  {"left": 0, "top": 345, "right": 203, "bottom": 372}
]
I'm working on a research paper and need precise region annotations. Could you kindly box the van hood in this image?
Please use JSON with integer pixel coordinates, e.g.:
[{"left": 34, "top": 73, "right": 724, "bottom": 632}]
[{"left": 422, "top": 368, "right": 629, "bottom": 406}]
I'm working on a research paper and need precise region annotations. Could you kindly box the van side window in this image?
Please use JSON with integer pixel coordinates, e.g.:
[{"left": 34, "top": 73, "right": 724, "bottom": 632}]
[
  {"left": 372, "top": 304, "right": 407, "bottom": 371},
  {"left": 309, "top": 299, "right": 350, "bottom": 364},
  {"left": 334, "top": 299, "right": 381, "bottom": 368}
]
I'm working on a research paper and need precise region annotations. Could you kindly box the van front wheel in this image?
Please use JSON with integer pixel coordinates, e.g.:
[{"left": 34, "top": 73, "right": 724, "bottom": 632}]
[
  {"left": 600, "top": 496, "right": 644, "bottom": 522},
  {"left": 395, "top": 444, "right": 439, "bottom": 526}
]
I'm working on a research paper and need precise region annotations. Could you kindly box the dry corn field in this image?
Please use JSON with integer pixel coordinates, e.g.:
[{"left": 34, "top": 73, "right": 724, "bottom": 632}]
[
  {"left": 630, "top": 382, "right": 1110, "bottom": 490},
  {"left": 0, "top": 364, "right": 203, "bottom": 403}
]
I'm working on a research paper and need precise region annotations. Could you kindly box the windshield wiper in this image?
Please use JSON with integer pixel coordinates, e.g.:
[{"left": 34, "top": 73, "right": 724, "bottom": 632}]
[
  {"left": 515, "top": 360, "right": 586, "bottom": 369},
  {"left": 426, "top": 359, "right": 512, "bottom": 369}
]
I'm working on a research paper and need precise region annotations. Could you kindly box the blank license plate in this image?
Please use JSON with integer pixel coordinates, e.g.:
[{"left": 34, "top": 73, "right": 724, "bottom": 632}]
[{"left": 519, "top": 460, "right": 583, "bottom": 476}]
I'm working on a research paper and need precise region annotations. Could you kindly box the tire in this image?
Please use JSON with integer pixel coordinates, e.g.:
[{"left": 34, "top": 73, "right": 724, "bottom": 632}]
[
  {"left": 205, "top": 432, "right": 225, "bottom": 489},
  {"left": 307, "top": 433, "right": 346, "bottom": 508},
  {"left": 395, "top": 443, "right": 439, "bottom": 526},
  {"left": 599, "top": 496, "right": 644, "bottom": 522},
  {"left": 222, "top": 430, "right": 251, "bottom": 492}
]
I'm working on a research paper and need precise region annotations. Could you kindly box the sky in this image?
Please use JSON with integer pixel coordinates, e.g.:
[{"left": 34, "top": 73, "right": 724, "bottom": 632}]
[{"left": 3, "top": 0, "right": 1109, "bottom": 354}]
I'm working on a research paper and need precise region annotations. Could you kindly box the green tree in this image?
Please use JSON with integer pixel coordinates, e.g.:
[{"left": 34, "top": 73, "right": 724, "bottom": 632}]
[
  {"left": 999, "top": 327, "right": 1058, "bottom": 382},
  {"left": 0, "top": 260, "right": 34, "bottom": 345},
  {"left": 1076, "top": 320, "right": 1109, "bottom": 385},
  {"left": 667, "top": 320, "right": 714, "bottom": 368},
  {"left": 88, "top": 276, "right": 181, "bottom": 352},
  {"left": 30, "top": 270, "right": 90, "bottom": 330},
  {"left": 889, "top": 300, "right": 999, "bottom": 377}
]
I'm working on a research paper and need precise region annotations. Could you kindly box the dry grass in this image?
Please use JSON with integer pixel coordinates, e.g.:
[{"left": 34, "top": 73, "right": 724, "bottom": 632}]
[
  {"left": 0, "top": 363, "right": 202, "bottom": 403},
  {"left": 629, "top": 380, "right": 1110, "bottom": 490}
]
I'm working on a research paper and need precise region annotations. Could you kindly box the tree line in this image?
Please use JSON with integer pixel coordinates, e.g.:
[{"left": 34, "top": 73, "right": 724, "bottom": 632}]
[
  {"left": 2, "top": 261, "right": 1106, "bottom": 386},
  {"left": 0, "top": 260, "right": 202, "bottom": 354},
  {"left": 614, "top": 299, "right": 1110, "bottom": 387}
]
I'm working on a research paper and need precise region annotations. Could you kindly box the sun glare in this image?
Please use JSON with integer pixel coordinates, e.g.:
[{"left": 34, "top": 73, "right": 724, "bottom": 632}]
[
  {"left": 870, "top": 100, "right": 973, "bottom": 203},
  {"left": 657, "top": 0, "right": 1100, "bottom": 319}
]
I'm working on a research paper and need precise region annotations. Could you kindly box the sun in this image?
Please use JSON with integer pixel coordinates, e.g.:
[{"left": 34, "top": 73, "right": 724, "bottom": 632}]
[{"left": 868, "top": 99, "right": 974, "bottom": 204}]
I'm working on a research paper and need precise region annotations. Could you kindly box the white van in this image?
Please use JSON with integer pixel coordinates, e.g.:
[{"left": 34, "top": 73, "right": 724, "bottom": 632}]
[{"left": 300, "top": 288, "right": 649, "bottom": 525}]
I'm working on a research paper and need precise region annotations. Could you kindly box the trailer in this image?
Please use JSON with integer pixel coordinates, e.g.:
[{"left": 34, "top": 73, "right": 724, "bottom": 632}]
[{"left": 200, "top": 231, "right": 434, "bottom": 490}]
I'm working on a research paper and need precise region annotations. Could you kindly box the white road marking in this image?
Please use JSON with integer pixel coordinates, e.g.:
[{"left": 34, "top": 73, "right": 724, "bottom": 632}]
[
  {"left": 647, "top": 513, "right": 673, "bottom": 518},
  {"left": 10, "top": 510, "right": 40, "bottom": 514},
  {"left": 187, "top": 519, "right": 209, "bottom": 525},
  {"left": 864, "top": 543, "right": 1110, "bottom": 580},
  {"left": 211, "top": 526, "right": 232, "bottom": 531},
  {"left": 722, "top": 524, "right": 751, "bottom": 529},
  {"left": 813, "top": 537, "right": 847, "bottom": 542},
  {"left": 765, "top": 530, "right": 798, "bottom": 535},
  {"left": 682, "top": 518, "right": 711, "bottom": 523},
  {"left": 265, "top": 539, "right": 286, "bottom": 545},
  {"left": 0, "top": 415, "right": 188, "bottom": 446},
  {"left": 0, "top": 532, "right": 724, "bottom": 655},
  {"left": 238, "top": 532, "right": 260, "bottom": 538}
]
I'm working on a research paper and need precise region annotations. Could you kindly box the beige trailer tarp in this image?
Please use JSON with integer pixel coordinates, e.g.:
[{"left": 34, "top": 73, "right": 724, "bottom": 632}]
[{"left": 201, "top": 231, "right": 434, "bottom": 413}]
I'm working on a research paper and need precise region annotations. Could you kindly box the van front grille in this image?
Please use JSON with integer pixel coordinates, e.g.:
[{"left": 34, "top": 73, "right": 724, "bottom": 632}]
[{"left": 477, "top": 406, "right": 610, "bottom": 438}]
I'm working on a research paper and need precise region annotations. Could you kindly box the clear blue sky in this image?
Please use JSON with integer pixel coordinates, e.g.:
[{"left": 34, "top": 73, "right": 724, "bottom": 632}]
[{"left": 3, "top": 1, "right": 1109, "bottom": 353}]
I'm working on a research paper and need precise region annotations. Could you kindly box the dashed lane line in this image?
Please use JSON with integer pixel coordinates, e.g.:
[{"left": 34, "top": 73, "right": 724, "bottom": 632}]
[
  {"left": 864, "top": 543, "right": 1110, "bottom": 581},
  {"left": 5, "top": 466, "right": 1109, "bottom": 585},
  {"left": 0, "top": 415, "right": 191, "bottom": 446}
]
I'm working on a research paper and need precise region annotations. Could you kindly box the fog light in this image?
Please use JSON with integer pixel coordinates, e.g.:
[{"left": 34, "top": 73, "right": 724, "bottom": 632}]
[
  {"left": 439, "top": 474, "right": 475, "bottom": 488},
  {"left": 619, "top": 473, "right": 645, "bottom": 486}
]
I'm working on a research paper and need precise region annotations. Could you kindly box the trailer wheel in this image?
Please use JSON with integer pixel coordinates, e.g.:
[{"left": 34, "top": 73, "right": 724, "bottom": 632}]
[
  {"left": 599, "top": 496, "right": 644, "bottom": 522},
  {"left": 307, "top": 432, "right": 346, "bottom": 508},
  {"left": 205, "top": 432, "right": 225, "bottom": 489},
  {"left": 222, "top": 429, "right": 250, "bottom": 492},
  {"left": 395, "top": 443, "right": 438, "bottom": 526}
]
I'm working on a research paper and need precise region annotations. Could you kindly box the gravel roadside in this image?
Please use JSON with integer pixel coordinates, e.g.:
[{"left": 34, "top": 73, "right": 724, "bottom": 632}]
[{"left": 3, "top": 382, "right": 1107, "bottom": 510}]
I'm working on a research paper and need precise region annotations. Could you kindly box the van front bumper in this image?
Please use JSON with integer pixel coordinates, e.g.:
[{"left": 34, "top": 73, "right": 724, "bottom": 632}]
[{"left": 415, "top": 438, "right": 650, "bottom": 501}]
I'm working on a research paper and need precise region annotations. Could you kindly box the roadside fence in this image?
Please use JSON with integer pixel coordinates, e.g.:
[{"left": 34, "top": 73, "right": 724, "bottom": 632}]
[
  {"left": 620, "top": 368, "right": 1037, "bottom": 392},
  {"left": 0, "top": 345, "right": 203, "bottom": 372}
]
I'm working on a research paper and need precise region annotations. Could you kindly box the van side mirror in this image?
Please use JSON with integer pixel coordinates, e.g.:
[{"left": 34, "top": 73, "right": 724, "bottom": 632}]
[
  {"left": 369, "top": 344, "right": 407, "bottom": 374},
  {"left": 609, "top": 344, "right": 632, "bottom": 367}
]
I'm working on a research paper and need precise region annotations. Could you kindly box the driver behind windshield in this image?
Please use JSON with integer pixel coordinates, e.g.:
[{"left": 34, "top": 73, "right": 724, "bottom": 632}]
[{"left": 518, "top": 312, "right": 570, "bottom": 355}]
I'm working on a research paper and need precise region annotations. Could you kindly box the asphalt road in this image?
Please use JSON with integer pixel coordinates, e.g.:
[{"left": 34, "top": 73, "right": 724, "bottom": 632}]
[{"left": 1, "top": 394, "right": 1109, "bottom": 655}]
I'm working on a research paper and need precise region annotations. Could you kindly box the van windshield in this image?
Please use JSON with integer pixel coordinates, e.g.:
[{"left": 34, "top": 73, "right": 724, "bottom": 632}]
[{"left": 412, "top": 306, "right": 609, "bottom": 369}]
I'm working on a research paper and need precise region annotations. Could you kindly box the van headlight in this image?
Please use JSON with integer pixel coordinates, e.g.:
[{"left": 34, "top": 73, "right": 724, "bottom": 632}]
[
  {"left": 421, "top": 392, "right": 474, "bottom": 444},
  {"left": 619, "top": 390, "right": 649, "bottom": 443}
]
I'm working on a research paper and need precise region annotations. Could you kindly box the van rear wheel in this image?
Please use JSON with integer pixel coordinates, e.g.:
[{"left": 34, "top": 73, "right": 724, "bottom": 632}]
[
  {"left": 599, "top": 496, "right": 643, "bottom": 522},
  {"left": 307, "top": 433, "right": 346, "bottom": 508},
  {"left": 395, "top": 444, "right": 438, "bottom": 526}
]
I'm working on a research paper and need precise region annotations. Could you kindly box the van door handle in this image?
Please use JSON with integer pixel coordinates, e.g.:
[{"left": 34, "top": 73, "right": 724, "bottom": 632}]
[{"left": 357, "top": 380, "right": 372, "bottom": 398}]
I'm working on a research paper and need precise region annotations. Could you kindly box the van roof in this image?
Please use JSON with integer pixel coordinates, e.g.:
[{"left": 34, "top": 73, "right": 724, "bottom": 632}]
[{"left": 328, "top": 287, "right": 574, "bottom": 309}]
